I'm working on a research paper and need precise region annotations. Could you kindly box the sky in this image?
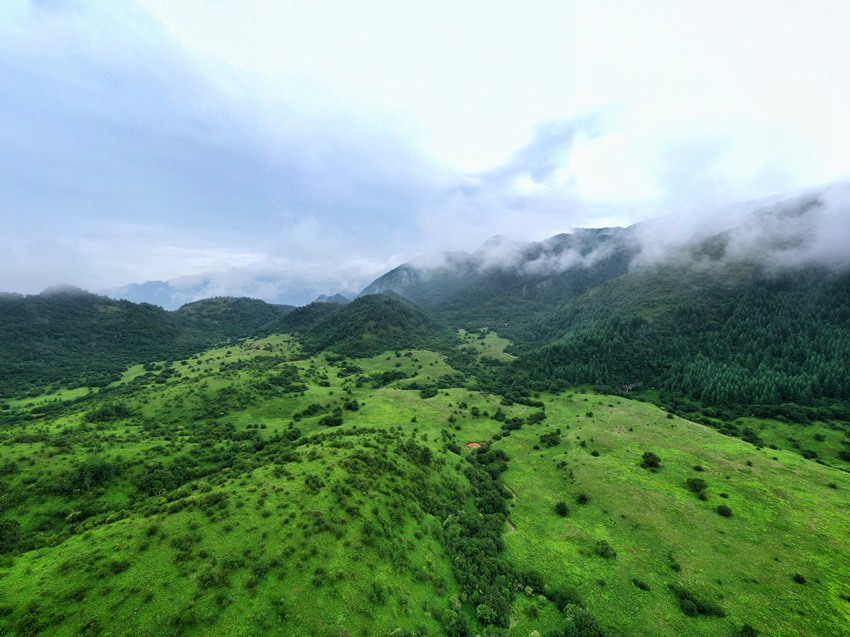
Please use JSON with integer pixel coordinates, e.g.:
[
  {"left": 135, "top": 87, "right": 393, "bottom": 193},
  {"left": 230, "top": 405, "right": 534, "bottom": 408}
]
[{"left": 2, "top": 0, "right": 850, "bottom": 304}]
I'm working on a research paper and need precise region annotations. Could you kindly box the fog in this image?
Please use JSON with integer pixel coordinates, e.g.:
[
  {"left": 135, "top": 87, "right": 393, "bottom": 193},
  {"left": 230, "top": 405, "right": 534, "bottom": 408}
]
[{"left": 3, "top": 1, "right": 850, "bottom": 305}]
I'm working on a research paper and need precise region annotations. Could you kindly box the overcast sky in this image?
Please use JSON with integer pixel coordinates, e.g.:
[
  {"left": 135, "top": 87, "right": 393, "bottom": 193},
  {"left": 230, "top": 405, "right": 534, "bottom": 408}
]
[{"left": 2, "top": 0, "right": 850, "bottom": 302}]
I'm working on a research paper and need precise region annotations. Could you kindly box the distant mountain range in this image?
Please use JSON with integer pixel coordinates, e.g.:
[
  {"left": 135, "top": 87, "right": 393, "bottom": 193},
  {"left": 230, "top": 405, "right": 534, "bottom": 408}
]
[
  {"left": 4, "top": 184, "right": 850, "bottom": 419},
  {"left": 102, "top": 184, "right": 849, "bottom": 313}
]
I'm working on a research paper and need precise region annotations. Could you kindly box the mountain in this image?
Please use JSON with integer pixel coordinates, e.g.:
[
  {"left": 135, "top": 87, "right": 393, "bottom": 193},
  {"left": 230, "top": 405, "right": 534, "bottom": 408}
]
[
  {"left": 300, "top": 293, "right": 456, "bottom": 358},
  {"left": 509, "top": 263, "right": 850, "bottom": 419},
  {"left": 354, "top": 187, "right": 850, "bottom": 423},
  {"left": 0, "top": 291, "right": 290, "bottom": 397},
  {"left": 2, "top": 187, "right": 850, "bottom": 636},
  {"left": 361, "top": 228, "right": 636, "bottom": 339},
  {"left": 104, "top": 274, "right": 334, "bottom": 310},
  {"left": 312, "top": 292, "right": 350, "bottom": 304}
]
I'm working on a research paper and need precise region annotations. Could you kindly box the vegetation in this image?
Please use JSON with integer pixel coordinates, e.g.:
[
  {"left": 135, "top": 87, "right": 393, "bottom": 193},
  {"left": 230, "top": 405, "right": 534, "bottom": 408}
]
[{"left": 1, "top": 244, "right": 850, "bottom": 635}]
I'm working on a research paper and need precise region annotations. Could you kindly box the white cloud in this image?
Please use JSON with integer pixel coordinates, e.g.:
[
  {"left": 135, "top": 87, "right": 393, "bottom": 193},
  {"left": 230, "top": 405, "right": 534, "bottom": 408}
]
[{"left": 3, "top": 0, "right": 850, "bottom": 302}]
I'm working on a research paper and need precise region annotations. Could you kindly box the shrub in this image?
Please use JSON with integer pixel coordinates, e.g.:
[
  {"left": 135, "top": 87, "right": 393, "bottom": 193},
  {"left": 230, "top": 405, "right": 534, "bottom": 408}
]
[
  {"left": 594, "top": 540, "right": 616, "bottom": 559},
  {"left": 555, "top": 501, "right": 570, "bottom": 517},
  {"left": 686, "top": 478, "right": 708, "bottom": 494},
  {"left": 792, "top": 573, "right": 806, "bottom": 584},
  {"left": 641, "top": 451, "right": 661, "bottom": 469},
  {"left": 669, "top": 584, "right": 725, "bottom": 617},
  {"left": 539, "top": 430, "right": 561, "bottom": 447},
  {"left": 633, "top": 578, "right": 650, "bottom": 591},
  {"left": 576, "top": 493, "right": 590, "bottom": 505},
  {"left": 716, "top": 505, "right": 733, "bottom": 517},
  {"left": 546, "top": 585, "right": 583, "bottom": 611},
  {"left": 0, "top": 520, "right": 21, "bottom": 553},
  {"left": 561, "top": 604, "right": 604, "bottom": 637}
]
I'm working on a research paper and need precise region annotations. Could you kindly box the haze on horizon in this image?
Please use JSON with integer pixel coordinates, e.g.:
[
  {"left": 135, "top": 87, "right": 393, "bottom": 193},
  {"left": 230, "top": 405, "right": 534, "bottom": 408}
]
[{"left": 2, "top": 0, "right": 850, "bottom": 305}]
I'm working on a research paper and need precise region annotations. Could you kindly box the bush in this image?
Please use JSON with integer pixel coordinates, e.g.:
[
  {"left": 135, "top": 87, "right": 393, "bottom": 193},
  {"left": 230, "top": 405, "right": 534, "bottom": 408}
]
[
  {"left": 84, "top": 403, "right": 133, "bottom": 422},
  {"left": 792, "top": 573, "right": 806, "bottom": 584},
  {"left": 632, "top": 578, "right": 650, "bottom": 591},
  {"left": 669, "top": 584, "right": 725, "bottom": 617},
  {"left": 594, "top": 540, "right": 616, "bottom": 559},
  {"left": 546, "top": 585, "right": 583, "bottom": 611},
  {"left": 716, "top": 505, "right": 733, "bottom": 517},
  {"left": 561, "top": 604, "right": 604, "bottom": 637},
  {"left": 686, "top": 478, "right": 708, "bottom": 494},
  {"left": 555, "top": 501, "right": 570, "bottom": 517},
  {"left": 320, "top": 409, "right": 343, "bottom": 427},
  {"left": 641, "top": 451, "right": 661, "bottom": 469},
  {"left": 539, "top": 430, "right": 561, "bottom": 447},
  {"left": 0, "top": 520, "right": 21, "bottom": 553}
]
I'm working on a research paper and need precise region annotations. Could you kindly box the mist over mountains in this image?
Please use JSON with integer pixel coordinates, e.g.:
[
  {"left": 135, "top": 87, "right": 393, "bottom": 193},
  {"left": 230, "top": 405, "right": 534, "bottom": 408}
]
[{"left": 97, "top": 183, "right": 850, "bottom": 311}]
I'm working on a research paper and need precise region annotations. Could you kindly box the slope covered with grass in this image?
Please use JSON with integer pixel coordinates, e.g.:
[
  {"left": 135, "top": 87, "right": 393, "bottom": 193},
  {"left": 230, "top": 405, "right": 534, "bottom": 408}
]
[{"left": 0, "top": 332, "right": 848, "bottom": 636}]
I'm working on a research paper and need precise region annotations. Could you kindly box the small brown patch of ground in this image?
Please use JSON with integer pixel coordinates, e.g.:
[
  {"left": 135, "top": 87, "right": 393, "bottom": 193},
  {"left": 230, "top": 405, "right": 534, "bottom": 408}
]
[{"left": 464, "top": 442, "right": 486, "bottom": 449}]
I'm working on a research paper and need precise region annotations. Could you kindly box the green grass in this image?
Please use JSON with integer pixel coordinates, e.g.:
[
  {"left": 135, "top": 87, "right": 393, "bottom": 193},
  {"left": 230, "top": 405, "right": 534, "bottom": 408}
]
[
  {"left": 497, "top": 393, "right": 850, "bottom": 636},
  {"left": 1, "top": 337, "right": 848, "bottom": 636}
]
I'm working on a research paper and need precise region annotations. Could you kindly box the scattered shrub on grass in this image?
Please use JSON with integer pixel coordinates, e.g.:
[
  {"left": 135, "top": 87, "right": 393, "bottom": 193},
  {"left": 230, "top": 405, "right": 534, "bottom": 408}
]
[
  {"left": 686, "top": 478, "right": 708, "bottom": 497},
  {"left": 669, "top": 584, "right": 725, "bottom": 618},
  {"left": 740, "top": 623, "right": 759, "bottom": 637},
  {"left": 641, "top": 451, "right": 661, "bottom": 469},
  {"left": 555, "top": 501, "right": 570, "bottom": 517},
  {"left": 716, "top": 505, "right": 733, "bottom": 517},
  {"left": 632, "top": 578, "right": 650, "bottom": 591},
  {"left": 546, "top": 585, "right": 583, "bottom": 611},
  {"left": 594, "top": 540, "right": 616, "bottom": 559},
  {"left": 576, "top": 493, "right": 590, "bottom": 505},
  {"left": 792, "top": 573, "right": 806, "bottom": 584},
  {"left": 561, "top": 603, "right": 604, "bottom": 637}
]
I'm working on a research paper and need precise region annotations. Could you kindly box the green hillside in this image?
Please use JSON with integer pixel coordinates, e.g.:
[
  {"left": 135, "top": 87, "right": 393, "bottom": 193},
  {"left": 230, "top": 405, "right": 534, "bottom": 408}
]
[
  {"left": 1, "top": 332, "right": 848, "bottom": 636},
  {"left": 300, "top": 294, "right": 458, "bottom": 358},
  {"left": 0, "top": 290, "right": 290, "bottom": 398},
  {"left": 511, "top": 265, "right": 850, "bottom": 420}
]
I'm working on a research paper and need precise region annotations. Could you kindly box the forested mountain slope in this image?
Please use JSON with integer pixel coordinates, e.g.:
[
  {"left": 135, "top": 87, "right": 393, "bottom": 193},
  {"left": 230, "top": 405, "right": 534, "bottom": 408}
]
[
  {"left": 0, "top": 289, "right": 290, "bottom": 397},
  {"left": 300, "top": 293, "right": 458, "bottom": 358},
  {"left": 361, "top": 229, "right": 635, "bottom": 340},
  {"left": 502, "top": 264, "right": 850, "bottom": 420}
]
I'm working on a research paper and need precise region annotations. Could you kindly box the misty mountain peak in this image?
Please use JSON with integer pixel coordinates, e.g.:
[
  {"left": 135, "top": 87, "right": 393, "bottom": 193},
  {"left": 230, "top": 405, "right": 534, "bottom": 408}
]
[{"left": 40, "top": 284, "right": 89, "bottom": 297}]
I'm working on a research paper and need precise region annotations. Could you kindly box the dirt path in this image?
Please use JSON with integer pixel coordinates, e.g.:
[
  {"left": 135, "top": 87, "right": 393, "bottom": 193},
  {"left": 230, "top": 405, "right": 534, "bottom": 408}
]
[{"left": 504, "top": 483, "right": 518, "bottom": 533}]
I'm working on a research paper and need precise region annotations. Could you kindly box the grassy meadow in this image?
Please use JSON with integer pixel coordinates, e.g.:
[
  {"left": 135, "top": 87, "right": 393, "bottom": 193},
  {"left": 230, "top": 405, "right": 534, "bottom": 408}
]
[{"left": 0, "top": 333, "right": 848, "bottom": 636}]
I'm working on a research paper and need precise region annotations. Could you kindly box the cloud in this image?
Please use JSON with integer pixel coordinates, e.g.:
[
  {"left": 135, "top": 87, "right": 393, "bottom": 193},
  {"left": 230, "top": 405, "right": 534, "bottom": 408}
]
[
  {"left": 0, "top": 0, "right": 448, "bottom": 296},
  {"left": 3, "top": 0, "right": 850, "bottom": 305},
  {"left": 629, "top": 183, "right": 850, "bottom": 272}
]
